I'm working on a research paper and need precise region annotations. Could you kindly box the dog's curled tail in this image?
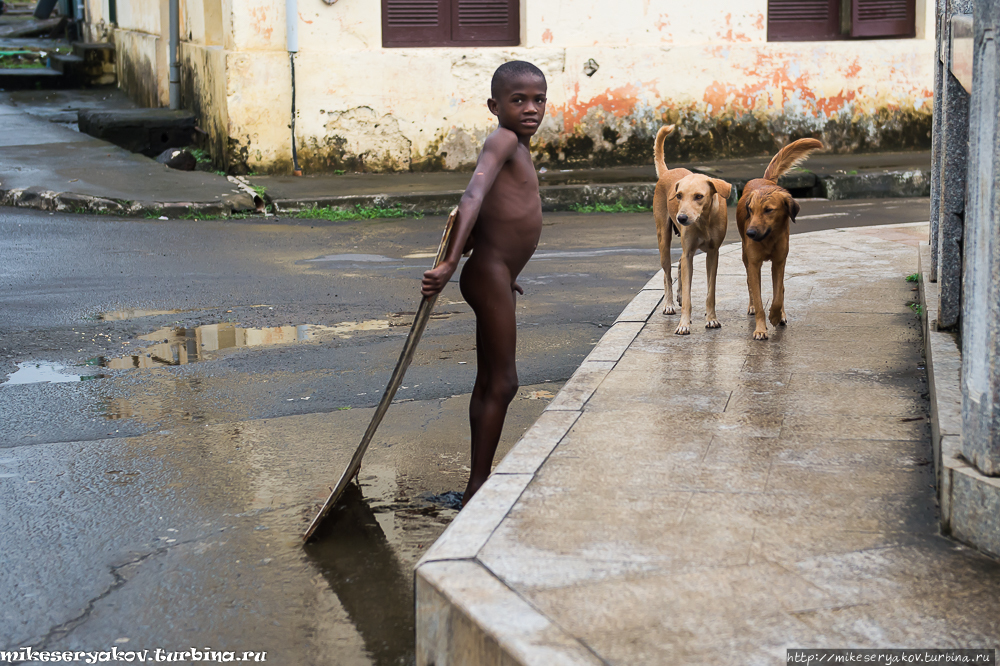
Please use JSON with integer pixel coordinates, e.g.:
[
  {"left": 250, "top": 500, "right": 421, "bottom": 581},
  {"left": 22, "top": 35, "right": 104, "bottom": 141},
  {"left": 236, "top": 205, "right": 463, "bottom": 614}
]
[
  {"left": 653, "top": 124, "right": 676, "bottom": 179},
  {"left": 762, "top": 138, "right": 824, "bottom": 182}
]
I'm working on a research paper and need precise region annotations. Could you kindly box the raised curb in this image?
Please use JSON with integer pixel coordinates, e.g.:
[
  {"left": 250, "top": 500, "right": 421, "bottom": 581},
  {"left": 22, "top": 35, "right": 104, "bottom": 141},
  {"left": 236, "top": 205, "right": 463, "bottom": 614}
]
[
  {"left": 918, "top": 241, "right": 1000, "bottom": 559},
  {"left": 271, "top": 170, "right": 930, "bottom": 217},
  {"left": 0, "top": 186, "right": 257, "bottom": 218},
  {"left": 414, "top": 272, "right": 666, "bottom": 666},
  {"left": 1, "top": 169, "right": 929, "bottom": 219}
]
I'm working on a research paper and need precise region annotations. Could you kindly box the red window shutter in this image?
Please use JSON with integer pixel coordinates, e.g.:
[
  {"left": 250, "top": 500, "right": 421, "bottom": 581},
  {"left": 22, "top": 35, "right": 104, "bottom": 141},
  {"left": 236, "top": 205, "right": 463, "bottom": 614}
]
[
  {"left": 768, "top": 0, "right": 841, "bottom": 41},
  {"left": 451, "top": 0, "right": 519, "bottom": 45},
  {"left": 382, "top": 0, "right": 449, "bottom": 47},
  {"left": 851, "top": 0, "right": 915, "bottom": 38}
]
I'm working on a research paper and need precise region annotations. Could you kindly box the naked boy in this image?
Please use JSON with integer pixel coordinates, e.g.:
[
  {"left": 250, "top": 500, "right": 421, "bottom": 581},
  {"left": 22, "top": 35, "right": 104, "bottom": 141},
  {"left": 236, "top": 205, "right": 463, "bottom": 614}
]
[{"left": 420, "top": 61, "right": 547, "bottom": 504}]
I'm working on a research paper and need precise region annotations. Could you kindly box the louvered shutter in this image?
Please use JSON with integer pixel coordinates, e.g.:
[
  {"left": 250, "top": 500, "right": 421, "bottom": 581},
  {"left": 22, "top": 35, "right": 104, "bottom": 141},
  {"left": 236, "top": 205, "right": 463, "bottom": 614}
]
[
  {"left": 768, "top": 0, "right": 841, "bottom": 41},
  {"left": 851, "top": 0, "right": 915, "bottom": 38},
  {"left": 382, "top": 0, "right": 449, "bottom": 47},
  {"left": 451, "top": 0, "right": 519, "bottom": 45}
]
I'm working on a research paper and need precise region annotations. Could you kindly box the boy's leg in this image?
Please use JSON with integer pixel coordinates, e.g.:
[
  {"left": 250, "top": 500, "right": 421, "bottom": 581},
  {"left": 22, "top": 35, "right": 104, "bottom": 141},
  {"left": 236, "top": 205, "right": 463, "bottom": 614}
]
[{"left": 461, "top": 262, "right": 519, "bottom": 503}]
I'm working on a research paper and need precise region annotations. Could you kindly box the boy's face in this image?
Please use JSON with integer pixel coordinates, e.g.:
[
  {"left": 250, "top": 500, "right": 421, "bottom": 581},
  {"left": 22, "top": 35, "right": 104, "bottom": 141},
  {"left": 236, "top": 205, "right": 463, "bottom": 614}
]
[{"left": 488, "top": 74, "right": 547, "bottom": 137}]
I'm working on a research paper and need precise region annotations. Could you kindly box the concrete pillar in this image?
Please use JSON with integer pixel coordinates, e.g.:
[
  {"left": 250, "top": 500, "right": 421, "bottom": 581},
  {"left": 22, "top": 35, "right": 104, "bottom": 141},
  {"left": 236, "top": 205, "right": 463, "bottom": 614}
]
[
  {"left": 961, "top": 0, "right": 1000, "bottom": 474},
  {"left": 936, "top": 0, "right": 973, "bottom": 330},
  {"left": 929, "top": 0, "right": 945, "bottom": 282}
]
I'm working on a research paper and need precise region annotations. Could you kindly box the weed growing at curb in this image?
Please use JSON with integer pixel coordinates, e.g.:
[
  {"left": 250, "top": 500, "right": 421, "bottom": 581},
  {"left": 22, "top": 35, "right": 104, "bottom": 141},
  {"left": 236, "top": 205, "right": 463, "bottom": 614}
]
[
  {"left": 188, "top": 148, "right": 213, "bottom": 165},
  {"left": 909, "top": 302, "right": 925, "bottom": 316},
  {"left": 294, "top": 205, "right": 422, "bottom": 221},
  {"left": 906, "top": 273, "right": 919, "bottom": 283},
  {"left": 570, "top": 200, "right": 651, "bottom": 214}
]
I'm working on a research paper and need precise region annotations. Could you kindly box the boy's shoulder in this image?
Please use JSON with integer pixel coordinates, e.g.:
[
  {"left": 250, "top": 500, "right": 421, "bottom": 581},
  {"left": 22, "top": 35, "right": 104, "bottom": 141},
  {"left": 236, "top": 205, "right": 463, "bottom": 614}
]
[{"left": 481, "top": 126, "right": 520, "bottom": 156}]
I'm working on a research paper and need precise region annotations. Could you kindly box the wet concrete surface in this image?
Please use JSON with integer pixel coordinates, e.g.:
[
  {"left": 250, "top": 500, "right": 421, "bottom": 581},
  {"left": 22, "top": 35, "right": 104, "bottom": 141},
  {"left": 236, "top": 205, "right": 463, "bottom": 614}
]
[{"left": 0, "top": 198, "right": 930, "bottom": 664}]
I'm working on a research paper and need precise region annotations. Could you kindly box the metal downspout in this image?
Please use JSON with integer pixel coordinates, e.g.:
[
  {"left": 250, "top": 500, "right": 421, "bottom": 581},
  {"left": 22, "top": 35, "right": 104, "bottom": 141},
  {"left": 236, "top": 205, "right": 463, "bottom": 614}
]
[
  {"left": 169, "top": 0, "right": 180, "bottom": 110},
  {"left": 286, "top": 0, "right": 301, "bottom": 175}
]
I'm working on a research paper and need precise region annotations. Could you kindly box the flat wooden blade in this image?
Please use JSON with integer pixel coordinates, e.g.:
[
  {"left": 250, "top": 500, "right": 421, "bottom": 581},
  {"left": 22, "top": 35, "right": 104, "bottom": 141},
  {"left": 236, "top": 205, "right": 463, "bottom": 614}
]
[{"left": 304, "top": 207, "right": 458, "bottom": 542}]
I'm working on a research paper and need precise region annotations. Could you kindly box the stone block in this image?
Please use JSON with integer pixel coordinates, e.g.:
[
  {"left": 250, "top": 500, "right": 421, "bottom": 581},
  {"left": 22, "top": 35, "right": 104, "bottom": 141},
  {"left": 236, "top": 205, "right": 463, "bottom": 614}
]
[
  {"left": 959, "top": 0, "right": 1000, "bottom": 474},
  {"left": 545, "top": 361, "right": 615, "bottom": 411},
  {"left": 415, "top": 560, "right": 602, "bottom": 666},
  {"left": 77, "top": 109, "right": 197, "bottom": 157}
]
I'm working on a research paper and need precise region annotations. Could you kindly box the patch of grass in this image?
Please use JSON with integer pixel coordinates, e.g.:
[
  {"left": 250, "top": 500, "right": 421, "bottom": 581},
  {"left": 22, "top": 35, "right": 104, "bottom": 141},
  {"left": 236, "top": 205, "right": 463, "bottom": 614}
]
[
  {"left": 144, "top": 209, "right": 165, "bottom": 219},
  {"left": 570, "top": 200, "right": 651, "bottom": 214},
  {"left": 294, "top": 205, "right": 422, "bottom": 221},
  {"left": 188, "top": 148, "right": 213, "bottom": 165},
  {"left": 333, "top": 169, "right": 346, "bottom": 175},
  {"left": 906, "top": 273, "right": 919, "bottom": 283},
  {"left": 337, "top": 406, "right": 352, "bottom": 411},
  {"left": 909, "top": 302, "right": 925, "bottom": 316},
  {"left": 250, "top": 184, "right": 267, "bottom": 198}
]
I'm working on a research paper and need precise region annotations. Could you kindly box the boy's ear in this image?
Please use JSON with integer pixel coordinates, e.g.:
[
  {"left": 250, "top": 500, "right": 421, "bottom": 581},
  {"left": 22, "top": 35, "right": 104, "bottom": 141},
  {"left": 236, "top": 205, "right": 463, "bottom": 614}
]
[
  {"left": 709, "top": 178, "right": 732, "bottom": 201},
  {"left": 487, "top": 98, "right": 499, "bottom": 117}
]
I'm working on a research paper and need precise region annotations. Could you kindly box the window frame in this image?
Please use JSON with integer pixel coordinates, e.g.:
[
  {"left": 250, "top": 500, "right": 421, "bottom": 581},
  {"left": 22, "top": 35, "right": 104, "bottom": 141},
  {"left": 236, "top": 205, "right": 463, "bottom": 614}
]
[
  {"left": 767, "top": 0, "right": 916, "bottom": 42},
  {"left": 381, "top": 0, "right": 520, "bottom": 48}
]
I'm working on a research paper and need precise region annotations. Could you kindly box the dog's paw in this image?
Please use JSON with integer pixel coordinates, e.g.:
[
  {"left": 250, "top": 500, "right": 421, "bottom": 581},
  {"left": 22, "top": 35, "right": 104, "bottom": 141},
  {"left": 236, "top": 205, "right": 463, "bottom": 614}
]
[
  {"left": 662, "top": 305, "right": 676, "bottom": 315},
  {"left": 769, "top": 310, "right": 786, "bottom": 327},
  {"left": 675, "top": 324, "right": 691, "bottom": 335},
  {"left": 706, "top": 319, "right": 722, "bottom": 329},
  {"left": 752, "top": 328, "right": 769, "bottom": 341},
  {"left": 747, "top": 305, "right": 756, "bottom": 315},
  {"left": 676, "top": 294, "right": 683, "bottom": 306}
]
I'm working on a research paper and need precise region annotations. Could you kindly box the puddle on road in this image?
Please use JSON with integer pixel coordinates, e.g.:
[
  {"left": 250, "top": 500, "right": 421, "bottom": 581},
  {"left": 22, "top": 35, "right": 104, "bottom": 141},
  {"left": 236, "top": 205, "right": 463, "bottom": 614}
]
[
  {"left": 99, "top": 309, "right": 186, "bottom": 321},
  {"left": 2, "top": 361, "right": 105, "bottom": 386},
  {"left": 103, "top": 321, "right": 391, "bottom": 369},
  {"left": 305, "top": 254, "right": 398, "bottom": 263}
]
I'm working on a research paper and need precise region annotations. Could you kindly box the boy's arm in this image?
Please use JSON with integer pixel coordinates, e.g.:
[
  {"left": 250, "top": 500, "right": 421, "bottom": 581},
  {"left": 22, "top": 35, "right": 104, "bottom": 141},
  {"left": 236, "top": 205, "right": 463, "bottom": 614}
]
[{"left": 421, "top": 130, "right": 519, "bottom": 296}]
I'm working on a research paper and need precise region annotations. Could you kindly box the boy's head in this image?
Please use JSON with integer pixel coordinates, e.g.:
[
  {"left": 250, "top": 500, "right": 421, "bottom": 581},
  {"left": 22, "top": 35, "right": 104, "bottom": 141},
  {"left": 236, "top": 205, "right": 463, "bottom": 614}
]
[{"left": 488, "top": 61, "right": 547, "bottom": 137}]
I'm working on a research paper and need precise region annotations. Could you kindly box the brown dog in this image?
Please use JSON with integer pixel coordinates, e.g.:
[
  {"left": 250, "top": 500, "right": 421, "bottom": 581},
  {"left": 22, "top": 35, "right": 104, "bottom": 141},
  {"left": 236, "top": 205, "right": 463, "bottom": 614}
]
[
  {"left": 736, "top": 138, "right": 823, "bottom": 340},
  {"left": 653, "top": 125, "right": 733, "bottom": 335}
]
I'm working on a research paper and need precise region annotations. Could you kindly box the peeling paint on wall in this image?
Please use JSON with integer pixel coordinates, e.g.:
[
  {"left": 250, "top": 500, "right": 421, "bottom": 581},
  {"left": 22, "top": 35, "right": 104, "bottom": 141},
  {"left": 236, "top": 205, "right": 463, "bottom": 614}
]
[{"left": 98, "top": 0, "right": 936, "bottom": 174}]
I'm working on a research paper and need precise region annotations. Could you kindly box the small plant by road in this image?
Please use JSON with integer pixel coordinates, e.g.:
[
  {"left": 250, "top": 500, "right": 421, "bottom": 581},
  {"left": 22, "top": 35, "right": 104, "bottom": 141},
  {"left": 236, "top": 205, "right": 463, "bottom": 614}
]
[
  {"left": 571, "top": 200, "right": 651, "bottom": 214},
  {"left": 906, "top": 273, "right": 919, "bottom": 283},
  {"left": 294, "top": 205, "right": 421, "bottom": 222}
]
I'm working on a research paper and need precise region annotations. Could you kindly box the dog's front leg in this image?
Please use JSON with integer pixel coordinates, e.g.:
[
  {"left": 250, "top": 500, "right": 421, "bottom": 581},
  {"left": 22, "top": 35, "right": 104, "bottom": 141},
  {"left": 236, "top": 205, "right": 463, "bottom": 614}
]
[
  {"left": 769, "top": 257, "right": 787, "bottom": 327},
  {"left": 676, "top": 249, "right": 694, "bottom": 335},
  {"left": 746, "top": 258, "right": 768, "bottom": 340},
  {"left": 741, "top": 247, "right": 756, "bottom": 316},
  {"left": 705, "top": 248, "right": 721, "bottom": 328},
  {"left": 660, "top": 226, "right": 676, "bottom": 315}
]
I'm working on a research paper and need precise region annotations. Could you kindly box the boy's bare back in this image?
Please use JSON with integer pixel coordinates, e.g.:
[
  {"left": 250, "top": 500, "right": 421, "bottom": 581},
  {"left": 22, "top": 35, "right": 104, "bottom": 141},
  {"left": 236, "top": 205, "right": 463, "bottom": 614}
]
[{"left": 419, "top": 61, "right": 547, "bottom": 505}]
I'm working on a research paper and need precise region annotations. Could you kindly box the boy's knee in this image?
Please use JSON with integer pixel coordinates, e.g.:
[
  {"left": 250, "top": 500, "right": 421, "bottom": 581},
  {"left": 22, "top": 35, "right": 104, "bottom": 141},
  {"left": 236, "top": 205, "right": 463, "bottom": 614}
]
[{"left": 492, "top": 375, "right": 519, "bottom": 404}]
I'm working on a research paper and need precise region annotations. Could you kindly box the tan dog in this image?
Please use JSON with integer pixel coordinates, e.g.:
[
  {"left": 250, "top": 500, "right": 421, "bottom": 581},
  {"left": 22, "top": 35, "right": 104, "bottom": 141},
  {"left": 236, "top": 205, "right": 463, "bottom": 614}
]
[
  {"left": 736, "top": 138, "right": 823, "bottom": 340},
  {"left": 653, "top": 125, "right": 733, "bottom": 335}
]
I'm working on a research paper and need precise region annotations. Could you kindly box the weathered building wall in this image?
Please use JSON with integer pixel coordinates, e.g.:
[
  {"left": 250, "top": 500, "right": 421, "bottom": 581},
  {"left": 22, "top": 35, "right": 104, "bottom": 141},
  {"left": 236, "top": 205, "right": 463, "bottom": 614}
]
[{"left": 88, "top": 0, "right": 937, "bottom": 174}]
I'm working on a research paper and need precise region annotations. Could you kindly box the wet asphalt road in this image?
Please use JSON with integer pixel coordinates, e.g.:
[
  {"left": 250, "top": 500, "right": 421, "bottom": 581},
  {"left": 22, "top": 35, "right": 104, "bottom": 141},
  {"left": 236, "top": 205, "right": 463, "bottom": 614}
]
[{"left": 0, "top": 198, "right": 930, "bottom": 665}]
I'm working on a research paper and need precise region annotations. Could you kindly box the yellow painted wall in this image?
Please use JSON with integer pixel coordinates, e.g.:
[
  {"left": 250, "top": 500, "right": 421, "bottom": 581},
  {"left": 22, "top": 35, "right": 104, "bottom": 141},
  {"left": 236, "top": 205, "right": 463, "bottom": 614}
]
[{"left": 86, "top": 0, "right": 937, "bottom": 174}]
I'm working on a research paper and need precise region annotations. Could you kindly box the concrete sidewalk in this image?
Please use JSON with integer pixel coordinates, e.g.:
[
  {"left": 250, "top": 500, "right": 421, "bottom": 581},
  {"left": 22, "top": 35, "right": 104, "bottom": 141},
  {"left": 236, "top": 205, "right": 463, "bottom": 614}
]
[
  {"left": 0, "top": 89, "right": 930, "bottom": 217},
  {"left": 415, "top": 222, "right": 1000, "bottom": 665},
  {"left": 0, "top": 91, "right": 256, "bottom": 216}
]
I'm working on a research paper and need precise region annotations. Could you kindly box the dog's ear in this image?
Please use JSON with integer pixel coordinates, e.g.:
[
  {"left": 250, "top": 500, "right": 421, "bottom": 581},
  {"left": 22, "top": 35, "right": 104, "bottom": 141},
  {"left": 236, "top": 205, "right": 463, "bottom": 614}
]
[
  {"left": 786, "top": 195, "right": 801, "bottom": 223},
  {"left": 709, "top": 178, "right": 732, "bottom": 202},
  {"left": 668, "top": 182, "right": 679, "bottom": 201}
]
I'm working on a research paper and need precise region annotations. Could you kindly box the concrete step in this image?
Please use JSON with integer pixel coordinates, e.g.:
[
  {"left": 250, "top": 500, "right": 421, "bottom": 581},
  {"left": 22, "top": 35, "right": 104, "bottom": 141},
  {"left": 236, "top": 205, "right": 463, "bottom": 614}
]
[
  {"left": 72, "top": 41, "right": 114, "bottom": 63},
  {"left": 49, "top": 52, "right": 82, "bottom": 74},
  {"left": 77, "top": 108, "right": 198, "bottom": 157},
  {"left": 0, "top": 66, "right": 64, "bottom": 89}
]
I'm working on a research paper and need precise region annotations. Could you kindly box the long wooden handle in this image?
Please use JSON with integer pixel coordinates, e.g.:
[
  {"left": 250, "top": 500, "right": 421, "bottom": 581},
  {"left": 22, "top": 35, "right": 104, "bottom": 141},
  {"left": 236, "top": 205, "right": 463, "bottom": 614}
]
[{"left": 303, "top": 208, "right": 458, "bottom": 543}]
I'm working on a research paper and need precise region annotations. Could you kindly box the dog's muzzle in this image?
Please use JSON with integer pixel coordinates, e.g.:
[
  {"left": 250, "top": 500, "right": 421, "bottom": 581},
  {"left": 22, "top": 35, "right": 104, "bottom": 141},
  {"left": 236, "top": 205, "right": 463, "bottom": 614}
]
[
  {"left": 746, "top": 227, "right": 771, "bottom": 241},
  {"left": 676, "top": 214, "right": 690, "bottom": 226}
]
